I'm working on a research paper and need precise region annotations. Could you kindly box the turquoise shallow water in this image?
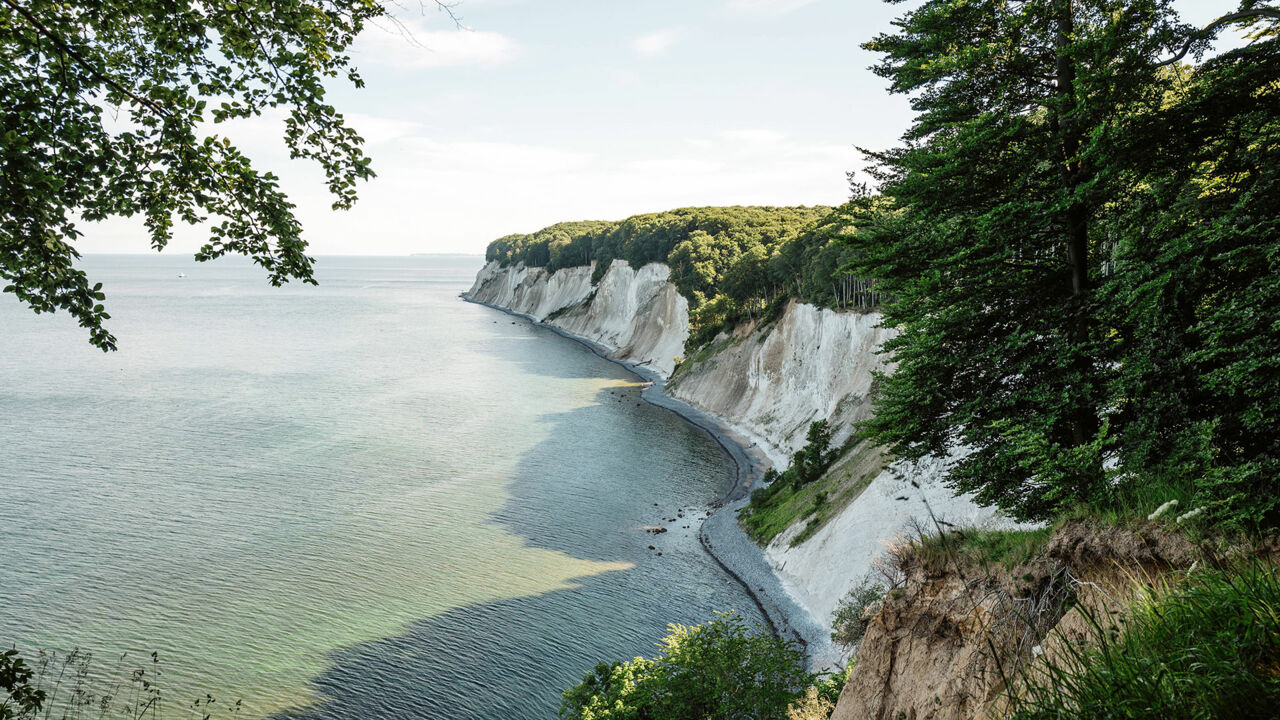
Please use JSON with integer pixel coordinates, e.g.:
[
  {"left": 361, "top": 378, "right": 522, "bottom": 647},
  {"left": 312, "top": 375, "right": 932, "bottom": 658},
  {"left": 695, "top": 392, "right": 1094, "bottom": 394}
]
[{"left": 0, "top": 255, "right": 763, "bottom": 719}]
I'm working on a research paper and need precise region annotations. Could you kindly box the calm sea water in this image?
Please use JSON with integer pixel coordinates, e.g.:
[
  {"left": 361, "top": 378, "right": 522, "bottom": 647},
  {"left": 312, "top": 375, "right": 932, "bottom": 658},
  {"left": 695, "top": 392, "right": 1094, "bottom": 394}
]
[{"left": 0, "top": 255, "right": 762, "bottom": 719}]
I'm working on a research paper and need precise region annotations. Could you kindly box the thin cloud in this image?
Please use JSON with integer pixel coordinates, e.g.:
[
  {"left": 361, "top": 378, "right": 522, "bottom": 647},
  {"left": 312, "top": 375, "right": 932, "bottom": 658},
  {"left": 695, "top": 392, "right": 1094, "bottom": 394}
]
[
  {"left": 632, "top": 28, "right": 684, "bottom": 57},
  {"left": 724, "top": 0, "right": 820, "bottom": 16},
  {"left": 400, "top": 138, "right": 594, "bottom": 174},
  {"left": 90, "top": 128, "right": 857, "bottom": 255},
  {"left": 353, "top": 21, "right": 518, "bottom": 69},
  {"left": 721, "top": 129, "right": 789, "bottom": 146},
  {"left": 343, "top": 114, "right": 423, "bottom": 146}
]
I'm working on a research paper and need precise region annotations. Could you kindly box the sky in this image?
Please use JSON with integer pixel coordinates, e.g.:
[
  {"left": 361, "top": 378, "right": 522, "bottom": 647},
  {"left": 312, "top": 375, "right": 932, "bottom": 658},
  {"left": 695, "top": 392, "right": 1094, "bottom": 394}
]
[{"left": 85, "top": 0, "right": 1249, "bottom": 256}]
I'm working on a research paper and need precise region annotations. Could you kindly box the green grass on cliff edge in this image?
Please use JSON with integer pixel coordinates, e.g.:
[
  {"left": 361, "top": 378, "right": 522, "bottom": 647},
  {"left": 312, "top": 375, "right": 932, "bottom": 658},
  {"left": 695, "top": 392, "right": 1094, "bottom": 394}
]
[
  {"left": 1007, "top": 561, "right": 1280, "bottom": 719},
  {"left": 913, "top": 527, "right": 1055, "bottom": 571},
  {"left": 741, "top": 441, "right": 887, "bottom": 546}
]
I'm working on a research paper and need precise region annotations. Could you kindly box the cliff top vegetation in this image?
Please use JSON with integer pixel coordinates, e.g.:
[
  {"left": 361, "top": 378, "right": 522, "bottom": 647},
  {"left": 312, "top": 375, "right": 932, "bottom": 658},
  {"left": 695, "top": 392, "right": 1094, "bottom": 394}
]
[
  {"left": 843, "top": 0, "right": 1280, "bottom": 534},
  {"left": 483, "top": 204, "right": 888, "bottom": 345}
]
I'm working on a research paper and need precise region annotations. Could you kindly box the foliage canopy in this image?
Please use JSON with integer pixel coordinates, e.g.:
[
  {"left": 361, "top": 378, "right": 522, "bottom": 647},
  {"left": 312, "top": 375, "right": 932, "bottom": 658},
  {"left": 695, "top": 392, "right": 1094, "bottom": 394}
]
[
  {"left": 484, "top": 205, "right": 891, "bottom": 343},
  {"left": 0, "top": 650, "right": 43, "bottom": 720},
  {"left": 0, "top": 0, "right": 403, "bottom": 349}
]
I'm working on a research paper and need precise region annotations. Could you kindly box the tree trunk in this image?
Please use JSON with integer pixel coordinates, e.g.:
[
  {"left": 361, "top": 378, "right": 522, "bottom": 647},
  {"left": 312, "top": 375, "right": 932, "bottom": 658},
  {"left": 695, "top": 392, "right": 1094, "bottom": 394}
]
[{"left": 1054, "top": 0, "right": 1102, "bottom": 469}]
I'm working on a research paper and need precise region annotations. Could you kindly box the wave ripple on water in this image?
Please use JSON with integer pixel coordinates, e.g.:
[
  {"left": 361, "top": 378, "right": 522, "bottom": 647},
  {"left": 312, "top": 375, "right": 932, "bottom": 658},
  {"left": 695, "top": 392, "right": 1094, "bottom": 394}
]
[{"left": 0, "top": 255, "right": 764, "bottom": 719}]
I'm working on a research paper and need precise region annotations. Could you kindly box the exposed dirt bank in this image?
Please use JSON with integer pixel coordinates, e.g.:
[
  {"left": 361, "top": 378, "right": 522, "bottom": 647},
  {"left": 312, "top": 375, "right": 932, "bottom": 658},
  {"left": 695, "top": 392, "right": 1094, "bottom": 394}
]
[{"left": 831, "top": 521, "right": 1212, "bottom": 720}]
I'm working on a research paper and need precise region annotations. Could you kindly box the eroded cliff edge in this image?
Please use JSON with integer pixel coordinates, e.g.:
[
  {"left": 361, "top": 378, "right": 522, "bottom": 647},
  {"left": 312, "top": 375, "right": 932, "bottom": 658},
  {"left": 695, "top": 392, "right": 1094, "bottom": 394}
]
[{"left": 829, "top": 521, "right": 1213, "bottom": 720}]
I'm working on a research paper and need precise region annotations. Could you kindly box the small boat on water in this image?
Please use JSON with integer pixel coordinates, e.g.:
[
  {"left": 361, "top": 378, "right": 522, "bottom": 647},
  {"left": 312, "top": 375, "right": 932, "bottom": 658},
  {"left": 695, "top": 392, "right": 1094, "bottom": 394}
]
[{"left": 177, "top": 273, "right": 186, "bottom": 278}]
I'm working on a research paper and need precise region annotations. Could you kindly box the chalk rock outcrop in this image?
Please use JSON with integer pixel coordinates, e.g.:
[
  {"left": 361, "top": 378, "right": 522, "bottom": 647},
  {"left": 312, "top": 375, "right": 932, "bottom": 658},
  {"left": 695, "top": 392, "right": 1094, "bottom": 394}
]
[
  {"left": 465, "top": 259, "right": 688, "bottom": 378},
  {"left": 766, "top": 453, "right": 1021, "bottom": 642},
  {"left": 466, "top": 258, "right": 1017, "bottom": 669}
]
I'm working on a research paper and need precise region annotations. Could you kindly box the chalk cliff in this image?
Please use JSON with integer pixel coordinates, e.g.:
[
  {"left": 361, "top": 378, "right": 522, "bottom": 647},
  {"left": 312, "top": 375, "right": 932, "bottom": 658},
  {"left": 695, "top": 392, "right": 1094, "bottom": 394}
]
[
  {"left": 466, "top": 260, "right": 688, "bottom": 377},
  {"left": 662, "top": 300, "right": 1015, "bottom": 641},
  {"left": 667, "top": 301, "right": 891, "bottom": 467},
  {"left": 467, "top": 260, "right": 596, "bottom": 321},
  {"left": 465, "top": 259, "right": 1227, "bottom": 720},
  {"left": 765, "top": 452, "right": 1019, "bottom": 643}
]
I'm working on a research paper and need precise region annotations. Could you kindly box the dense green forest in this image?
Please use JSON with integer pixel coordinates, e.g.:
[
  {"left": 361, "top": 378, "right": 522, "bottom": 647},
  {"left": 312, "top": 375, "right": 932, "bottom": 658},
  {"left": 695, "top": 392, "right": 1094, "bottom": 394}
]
[{"left": 484, "top": 205, "right": 889, "bottom": 345}]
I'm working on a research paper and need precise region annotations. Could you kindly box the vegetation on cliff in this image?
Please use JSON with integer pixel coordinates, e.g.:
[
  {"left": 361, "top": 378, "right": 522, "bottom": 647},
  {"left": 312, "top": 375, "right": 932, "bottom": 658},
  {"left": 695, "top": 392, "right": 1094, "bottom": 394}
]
[
  {"left": 823, "top": 10, "right": 1280, "bottom": 715},
  {"left": 825, "top": 512, "right": 1278, "bottom": 720},
  {"left": 1008, "top": 561, "right": 1280, "bottom": 719},
  {"left": 487, "top": 0, "right": 1279, "bottom": 538},
  {"left": 564, "top": 2, "right": 1279, "bottom": 716},
  {"left": 741, "top": 421, "right": 852, "bottom": 546},
  {"left": 482, "top": 205, "right": 885, "bottom": 344}
]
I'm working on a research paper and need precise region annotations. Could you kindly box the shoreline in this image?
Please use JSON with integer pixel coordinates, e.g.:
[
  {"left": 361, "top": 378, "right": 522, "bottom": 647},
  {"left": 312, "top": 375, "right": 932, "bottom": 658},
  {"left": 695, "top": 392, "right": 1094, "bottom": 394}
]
[{"left": 462, "top": 293, "right": 841, "bottom": 672}]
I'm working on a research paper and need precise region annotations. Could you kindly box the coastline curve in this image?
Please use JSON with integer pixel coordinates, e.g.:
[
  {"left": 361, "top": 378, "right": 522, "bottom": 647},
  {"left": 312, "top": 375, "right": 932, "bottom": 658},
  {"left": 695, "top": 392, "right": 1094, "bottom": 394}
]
[{"left": 461, "top": 293, "right": 841, "bottom": 671}]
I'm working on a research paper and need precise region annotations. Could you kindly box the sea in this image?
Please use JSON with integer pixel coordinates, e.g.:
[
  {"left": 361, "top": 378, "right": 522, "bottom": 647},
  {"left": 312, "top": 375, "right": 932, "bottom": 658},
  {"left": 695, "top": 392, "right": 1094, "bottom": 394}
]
[{"left": 0, "top": 254, "right": 764, "bottom": 719}]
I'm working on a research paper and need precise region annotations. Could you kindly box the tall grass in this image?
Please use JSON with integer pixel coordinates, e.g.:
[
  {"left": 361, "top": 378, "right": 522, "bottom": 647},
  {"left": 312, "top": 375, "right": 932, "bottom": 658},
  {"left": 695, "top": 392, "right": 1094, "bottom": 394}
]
[
  {"left": 1, "top": 649, "right": 240, "bottom": 720},
  {"left": 1007, "top": 562, "right": 1280, "bottom": 719}
]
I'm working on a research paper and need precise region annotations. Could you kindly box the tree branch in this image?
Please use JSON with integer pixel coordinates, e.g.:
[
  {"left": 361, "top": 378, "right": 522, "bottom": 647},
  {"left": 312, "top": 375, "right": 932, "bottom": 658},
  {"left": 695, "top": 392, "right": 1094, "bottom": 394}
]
[
  {"left": 430, "top": 0, "right": 463, "bottom": 27},
  {"left": 0, "top": 0, "right": 172, "bottom": 116},
  {"left": 1156, "top": 7, "right": 1280, "bottom": 67}
]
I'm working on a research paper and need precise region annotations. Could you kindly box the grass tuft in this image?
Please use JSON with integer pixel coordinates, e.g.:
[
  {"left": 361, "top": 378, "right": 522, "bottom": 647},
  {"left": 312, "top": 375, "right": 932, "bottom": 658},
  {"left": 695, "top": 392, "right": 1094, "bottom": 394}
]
[{"left": 914, "top": 527, "right": 1055, "bottom": 571}]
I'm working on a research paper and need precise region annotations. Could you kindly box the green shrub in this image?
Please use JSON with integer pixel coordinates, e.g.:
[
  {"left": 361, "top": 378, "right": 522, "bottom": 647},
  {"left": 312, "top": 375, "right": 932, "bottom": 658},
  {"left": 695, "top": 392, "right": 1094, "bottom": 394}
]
[
  {"left": 808, "top": 492, "right": 828, "bottom": 516},
  {"left": 784, "top": 664, "right": 850, "bottom": 720},
  {"left": 749, "top": 469, "right": 785, "bottom": 506},
  {"left": 794, "top": 422, "right": 835, "bottom": 487},
  {"left": 1007, "top": 562, "right": 1280, "bottom": 719},
  {"left": 559, "top": 657, "right": 660, "bottom": 720},
  {"left": 560, "top": 612, "right": 817, "bottom": 720},
  {"left": 830, "top": 577, "right": 887, "bottom": 650},
  {"left": 0, "top": 650, "right": 44, "bottom": 720}
]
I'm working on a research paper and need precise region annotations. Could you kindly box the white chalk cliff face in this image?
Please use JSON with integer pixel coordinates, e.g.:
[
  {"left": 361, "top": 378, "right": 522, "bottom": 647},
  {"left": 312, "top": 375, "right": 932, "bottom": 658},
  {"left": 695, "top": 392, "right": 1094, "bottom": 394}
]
[
  {"left": 466, "top": 260, "right": 596, "bottom": 320},
  {"left": 465, "top": 259, "right": 689, "bottom": 378},
  {"left": 667, "top": 301, "right": 892, "bottom": 467}
]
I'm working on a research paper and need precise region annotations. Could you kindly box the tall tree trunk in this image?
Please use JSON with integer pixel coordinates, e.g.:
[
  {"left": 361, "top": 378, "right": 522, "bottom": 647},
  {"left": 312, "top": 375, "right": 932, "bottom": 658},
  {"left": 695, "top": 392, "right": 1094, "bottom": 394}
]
[{"left": 1054, "top": 0, "right": 1102, "bottom": 475}]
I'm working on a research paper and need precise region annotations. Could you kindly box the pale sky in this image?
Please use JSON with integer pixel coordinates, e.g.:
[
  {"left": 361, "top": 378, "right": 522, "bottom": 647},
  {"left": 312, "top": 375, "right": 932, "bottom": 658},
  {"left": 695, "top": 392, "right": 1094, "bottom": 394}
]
[{"left": 83, "top": 0, "right": 1247, "bottom": 256}]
